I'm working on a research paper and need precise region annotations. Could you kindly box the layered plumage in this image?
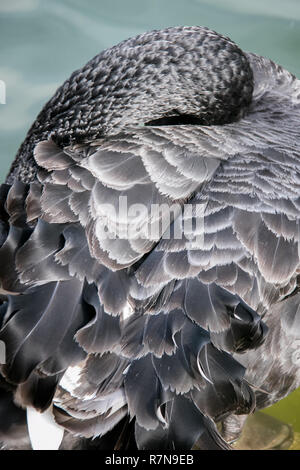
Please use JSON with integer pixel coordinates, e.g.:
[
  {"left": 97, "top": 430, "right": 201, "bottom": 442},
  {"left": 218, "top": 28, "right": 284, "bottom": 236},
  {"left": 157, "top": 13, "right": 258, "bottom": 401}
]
[{"left": 0, "top": 26, "right": 300, "bottom": 450}]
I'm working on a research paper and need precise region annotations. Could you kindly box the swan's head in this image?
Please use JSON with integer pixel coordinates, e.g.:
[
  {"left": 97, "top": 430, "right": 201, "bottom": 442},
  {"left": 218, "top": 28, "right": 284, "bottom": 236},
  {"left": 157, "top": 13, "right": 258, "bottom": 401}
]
[
  {"left": 12, "top": 26, "right": 254, "bottom": 182},
  {"left": 42, "top": 26, "right": 254, "bottom": 136}
]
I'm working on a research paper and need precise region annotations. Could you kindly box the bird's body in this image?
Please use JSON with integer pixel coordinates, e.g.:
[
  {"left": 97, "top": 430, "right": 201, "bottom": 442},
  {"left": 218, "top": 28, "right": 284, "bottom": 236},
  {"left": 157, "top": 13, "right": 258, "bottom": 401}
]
[{"left": 0, "top": 26, "right": 300, "bottom": 450}]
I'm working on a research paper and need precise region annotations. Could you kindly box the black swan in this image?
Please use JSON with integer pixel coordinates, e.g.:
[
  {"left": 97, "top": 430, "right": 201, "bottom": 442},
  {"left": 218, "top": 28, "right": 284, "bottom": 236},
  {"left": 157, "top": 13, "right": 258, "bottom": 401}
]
[{"left": 0, "top": 25, "right": 300, "bottom": 450}]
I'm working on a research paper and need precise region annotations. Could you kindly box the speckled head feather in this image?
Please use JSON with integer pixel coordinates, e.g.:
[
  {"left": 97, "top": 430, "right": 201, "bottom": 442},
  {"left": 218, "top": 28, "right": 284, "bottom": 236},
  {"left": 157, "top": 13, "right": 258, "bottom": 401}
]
[{"left": 8, "top": 26, "right": 253, "bottom": 183}]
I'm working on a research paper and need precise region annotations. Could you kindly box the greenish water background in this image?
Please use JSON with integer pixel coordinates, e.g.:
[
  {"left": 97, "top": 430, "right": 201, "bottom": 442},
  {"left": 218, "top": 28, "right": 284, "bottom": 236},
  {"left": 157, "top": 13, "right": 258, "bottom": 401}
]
[{"left": 0, "top": 0, "right": 300, "bottom": 433}]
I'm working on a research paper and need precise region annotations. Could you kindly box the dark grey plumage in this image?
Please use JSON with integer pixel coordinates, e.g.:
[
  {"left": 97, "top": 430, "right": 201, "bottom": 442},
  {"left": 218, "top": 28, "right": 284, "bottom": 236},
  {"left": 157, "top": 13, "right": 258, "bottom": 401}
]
[
  {"left": 0, "top": 25, "right": 300, "bottom": 450},
  {"left": 7, "top": 26, "right": 253, "bottom": 184}
]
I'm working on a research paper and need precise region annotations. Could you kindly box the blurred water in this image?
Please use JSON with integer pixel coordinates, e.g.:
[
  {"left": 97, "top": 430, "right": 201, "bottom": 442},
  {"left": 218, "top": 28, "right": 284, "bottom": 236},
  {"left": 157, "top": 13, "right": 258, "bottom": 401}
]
[{"left": 0, "top": 0, "right": 300, "bottom": 439}]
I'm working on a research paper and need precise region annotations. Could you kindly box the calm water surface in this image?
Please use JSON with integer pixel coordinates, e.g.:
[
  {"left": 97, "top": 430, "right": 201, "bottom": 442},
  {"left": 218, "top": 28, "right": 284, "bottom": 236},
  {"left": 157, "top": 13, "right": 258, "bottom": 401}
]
[{"left": 0, "top": 0, "right": 300, "bottom": 437}]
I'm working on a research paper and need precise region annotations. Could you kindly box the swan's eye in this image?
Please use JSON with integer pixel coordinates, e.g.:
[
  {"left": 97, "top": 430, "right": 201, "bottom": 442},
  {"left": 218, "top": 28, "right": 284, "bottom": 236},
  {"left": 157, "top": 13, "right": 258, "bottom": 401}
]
[{"left": 144, "top": 113, "right": 206, "bottom": 126}]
